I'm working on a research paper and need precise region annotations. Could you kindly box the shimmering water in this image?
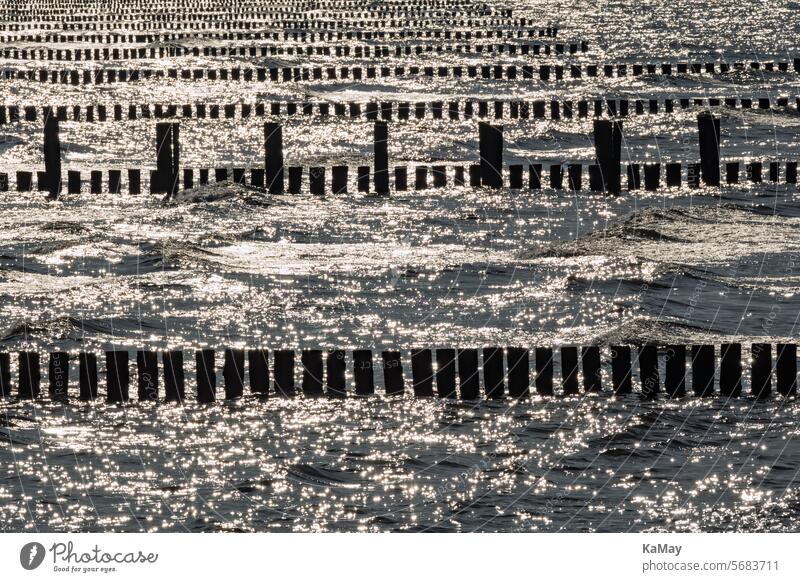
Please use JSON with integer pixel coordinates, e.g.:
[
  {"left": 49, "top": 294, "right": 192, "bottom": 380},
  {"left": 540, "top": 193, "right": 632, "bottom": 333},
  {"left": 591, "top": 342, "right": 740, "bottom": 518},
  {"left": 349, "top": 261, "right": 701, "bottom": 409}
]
[{"left": 1, "top": 0, "right": 800, "bottom": 532}]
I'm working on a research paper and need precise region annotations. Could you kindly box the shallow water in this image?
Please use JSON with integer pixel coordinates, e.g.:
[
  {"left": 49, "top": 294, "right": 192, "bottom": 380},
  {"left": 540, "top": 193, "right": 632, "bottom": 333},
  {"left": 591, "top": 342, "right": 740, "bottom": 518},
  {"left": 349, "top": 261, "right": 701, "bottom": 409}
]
[
  {"left": 1, "top": 0, "right": 800, "bottom": 532},
  {"left": 3, "top": 396, "right": 800, "bottom": 532}
]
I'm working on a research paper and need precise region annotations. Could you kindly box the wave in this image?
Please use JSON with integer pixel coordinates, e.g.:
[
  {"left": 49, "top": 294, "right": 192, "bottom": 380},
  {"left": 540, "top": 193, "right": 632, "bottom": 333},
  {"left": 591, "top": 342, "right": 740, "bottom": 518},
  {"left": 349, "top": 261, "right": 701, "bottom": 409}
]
[
  {"left": 166, "top": 182, "right": 270, "bottom": 205},
  {"left": 0, "top": 316, "right": 161, "bottom": 343},
  {"left": 285, "top": 463, "right": 362, "bottom": 488},
  {"left": 521, "top": 203, "right": 800, "bottom": 267}
]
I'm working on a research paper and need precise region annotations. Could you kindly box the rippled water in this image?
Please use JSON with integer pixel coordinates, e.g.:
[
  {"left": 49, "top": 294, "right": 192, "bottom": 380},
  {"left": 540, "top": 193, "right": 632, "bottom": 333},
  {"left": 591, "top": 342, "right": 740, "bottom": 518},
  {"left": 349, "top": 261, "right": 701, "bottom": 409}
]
[{"left": 1, "top": 0, "right": 800, "bottom": 532}]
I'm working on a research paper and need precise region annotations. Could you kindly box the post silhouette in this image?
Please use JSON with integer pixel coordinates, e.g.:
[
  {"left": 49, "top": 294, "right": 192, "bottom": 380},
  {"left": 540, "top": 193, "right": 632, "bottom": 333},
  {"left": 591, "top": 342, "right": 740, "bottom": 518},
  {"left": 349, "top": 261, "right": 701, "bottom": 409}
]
[
  {"left": 382, "top": 350, "right": 404, "bottom": 395},
  {"left": 478, "top": 122, "right": 503, "bottom": 188},
  {"left": 593, "top": 119, "right": 622, "bottom": 193},
  {"left": 326, "top": 350, "right": 346, "bottom": 397},
  {"left": 265, "top": 122, "right": 284, "bottom": 193},
  {"left": 374, "top": 121, "right": 389, "bottom": 194},
  {"left": 435, "top": 349, "right": 457, "bottom": 398},
  {"left": 507, "top": 347, "right": 530, "bottom": 398},
  {"left": 457, "top": 349, "right": 480, "bottom": 399},
  {"left": 719, "top": 343, "right": 742, "bottom": 397},
  {"left": 43, "top": 110, "right": 61, "bottom": 199},
  {"left": 155, "top": 122, "right": 179, "bottom": 198},
  {"left": 697, "top": 112, "right": 720, "bottom": 186},
  {"left": 561, "top": 346, "right": 580, "bottom": 395}
]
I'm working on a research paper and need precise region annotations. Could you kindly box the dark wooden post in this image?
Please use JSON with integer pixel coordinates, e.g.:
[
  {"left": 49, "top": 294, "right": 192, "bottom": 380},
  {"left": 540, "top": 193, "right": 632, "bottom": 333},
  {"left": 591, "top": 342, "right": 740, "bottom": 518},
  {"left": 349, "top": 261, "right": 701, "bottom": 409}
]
[
  {"left": 691, "top": 345, "right": 715, "bottom": 397},
  {"left": 374, "top": 121, "right": 389, "bottom": 194},
  {"left": 411, "top": 349, "right": 434, "bottom": 397},
  {"left": 561, "top": 346, "right": 580, "bottom": 395},
  {"left": 697, "top": 112, "right": 721, "bottom": 186},
  {"left": 483, "top": 347, "right": 505, "bottom": 398},
  {"left": 353, "top": 349, "right": 375, "bottom": 395},
  {"left": 592, "top": 119, "right": 622, "bottom": 193},
  {"left": 155, "top": 122, "right": 179, "bottom": 198},
  {"left": 665, "top": 345, "right": 686, "bottom": 398},
  {"left": 581, "top": 346, "right": 602, "bottom": 392},
  {"left": 43, "top": 109, "right": 62, "bottom": 198},
  {"left": 301, "top": 349, "right": 324, "bottom": 396},
  {"left": 196, "top": 349, "right": 216, "bottom": 402},
  {"left": 163, "top": 350, "right": 185, "bottom": 402},
  {"left": 106, "top": 350, "right": 129, "bottom": 402},
  {"left": 457, "top": 348, "right": 480, "bottom": 399},
  {"left": 265, "top": 122, "right": 284, "bottom": 193},
  {"left": 136, "top": 350, "right": 159, "bottom": 400},
  {"left": 478, "top": 122, "right": 503, "bottom": 188},
  {"left": 248, "top": 349, "right": 270, "bottom": 395},
  {"left": 326, "top": 350, "right": 346, "bottom": 397},
  {"left": 223, "top": 348, "right": 245, "bottom": 399},
  {"left": 435, "top": 348, "right": 457, "bottom": 398},
  {"left": 719, "top": 343, "right": 742, "bottom": 397},
  {"left": 382, "top": 350, "right": 404, "bottom": 395},
  {"left": 638, "top": 345, "right": 659, "bottom": 399},
  {"left": 534, "top": 347, "right": 553, "bottom": 396},
  {"left": 506, "top": 347, "right": 530, "bottom": 398}
]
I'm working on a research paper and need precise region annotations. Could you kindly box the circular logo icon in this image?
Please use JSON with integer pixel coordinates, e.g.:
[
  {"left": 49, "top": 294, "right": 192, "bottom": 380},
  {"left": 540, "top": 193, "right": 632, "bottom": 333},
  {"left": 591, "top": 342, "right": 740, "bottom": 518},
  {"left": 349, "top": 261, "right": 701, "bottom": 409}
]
[{"left": 19, "top": 542, "right": 46, "bottom": 570}]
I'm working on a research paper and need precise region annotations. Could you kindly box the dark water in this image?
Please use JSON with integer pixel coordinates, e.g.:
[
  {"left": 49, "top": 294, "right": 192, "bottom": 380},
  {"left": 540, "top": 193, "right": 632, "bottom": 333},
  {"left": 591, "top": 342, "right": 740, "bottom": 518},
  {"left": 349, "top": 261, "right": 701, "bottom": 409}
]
[{"left": 1, "top": 0, "right": 800, "bottom": 532}]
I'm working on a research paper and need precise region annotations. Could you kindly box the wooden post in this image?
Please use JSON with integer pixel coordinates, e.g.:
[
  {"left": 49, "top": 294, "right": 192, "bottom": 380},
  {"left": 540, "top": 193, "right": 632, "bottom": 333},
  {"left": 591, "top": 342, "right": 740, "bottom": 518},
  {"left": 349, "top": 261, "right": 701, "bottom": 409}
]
[
  {"left": 106, "top": 350, "right": 129, "bottom": 402},
  {"left": 561, "top": 346, "right": 580, "bottom": 395},
  {"left": 18, "top": 352, "right": 40, "bottom": 399},
  {"left": 163, "top": 350, "right": 185, "bottom": 402},
  {"left": 664, "top": 345, "right": 686, "bottom": 398},
  {"left": 506, "top": 347, "right": 530, "bottom": 398},
  {"left": 301, "top": 349, "right": 324, "bottom": 396},
  {"left": 719, "top": 343, "right": 742, "bottom": 397},
  {"left": 726, "top": 162, "right": 740, "bottom": 184},
  {"left": 751, "top": 343, "right": 772, "bottom": 399},
  {"left": 48, "top": 351, "right": 69, "bottom": 401},
  {"left": 581, "top": 346, "right": 602, "bottom": 392},
  {"left": 326, "top": 350, "right": 346, "bottom": 397},
  {"left": 155, "top": 122, "right": 179, "bottom": 198},
  {"left": 265, "top": 122, "right": 284, "bottom": 193},
  {"left": 274, "top": 349, "right": 295, "bottom": 396},
  {"left": 43, "top": 109, "right": 61, "bottom": 198},
  {"left": 79, "top": 353, "right": 98, "bottom": 400},
  {"left": 529, "top": 164, "right": 542, "bottom": 189},
  {"left": 353, "top": 349, "right": 375, "bottom": 395},
  {"left": 435, "top": 348, "right": 457, "bottom": 398},
  {"left": 309, "top": 167, "right": 325, "bottom": 195},
  {"left": 592, "top": 119, "right": 622, "bottom": 193},
  {"left": 382, "top": 350, "right": 404, "bottom": 395},
  {"left": 457, "top": 348, "right": 480, "bottom": 399},
  {"left": 697, "top": 112, "right": 721, "bottom": 186},
  {"left": 374, "top": 121, "right": 389, "bottom": 194},
  {"left": 136, "top": 350, "right": 159, "bottom": 401},
  {"left": 411, "top": 349, "right": 434, "bottom": 397},
  {"left": 248, "top": 349, "right": 270, "bottom": 395},
  {"left": 610, "top": 345, "right": 632, "bottom": 394},
  {"left": 483, "top": 347, "right": 505, "bottom": 398},
  {"left": 638, "top": 345, "right": 659, "bottom": 399},
  {"left": 776, "top": 344, "right": 797, "bottom": 397},
  {"left": 478, "top": 122, "right": 503, "bottom": 188},
  {"left": 0, "top": 353, "right": 10, "bottom": 398},
  {"left": 223, "top": 348, "right": 245, "bottom": 399},
  {"left": 644, "top": 163, "right": 660, "bottom": 190},
  {"left": 691, "top": 345, "right": 715, "bottom": 397},
  {"left": 533, "top": 347, "right": 553, "bottom": 396},
  {"left": 196, "top": 349, "right": 216, "bottom": 402}
]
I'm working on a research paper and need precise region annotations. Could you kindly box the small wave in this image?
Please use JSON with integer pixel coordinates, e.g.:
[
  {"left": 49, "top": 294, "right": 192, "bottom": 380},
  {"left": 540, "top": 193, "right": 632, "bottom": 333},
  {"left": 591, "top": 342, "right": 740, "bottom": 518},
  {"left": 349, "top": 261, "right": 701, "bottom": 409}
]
[
  {"left": 166, "top": 182, "right": 269, "bottom": 205},
  {"left": 286, "top": 463, "right": 361, "bottom": 488},
  {"left": 0, "top": 316, "right": 160, "bottom": 343}
]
